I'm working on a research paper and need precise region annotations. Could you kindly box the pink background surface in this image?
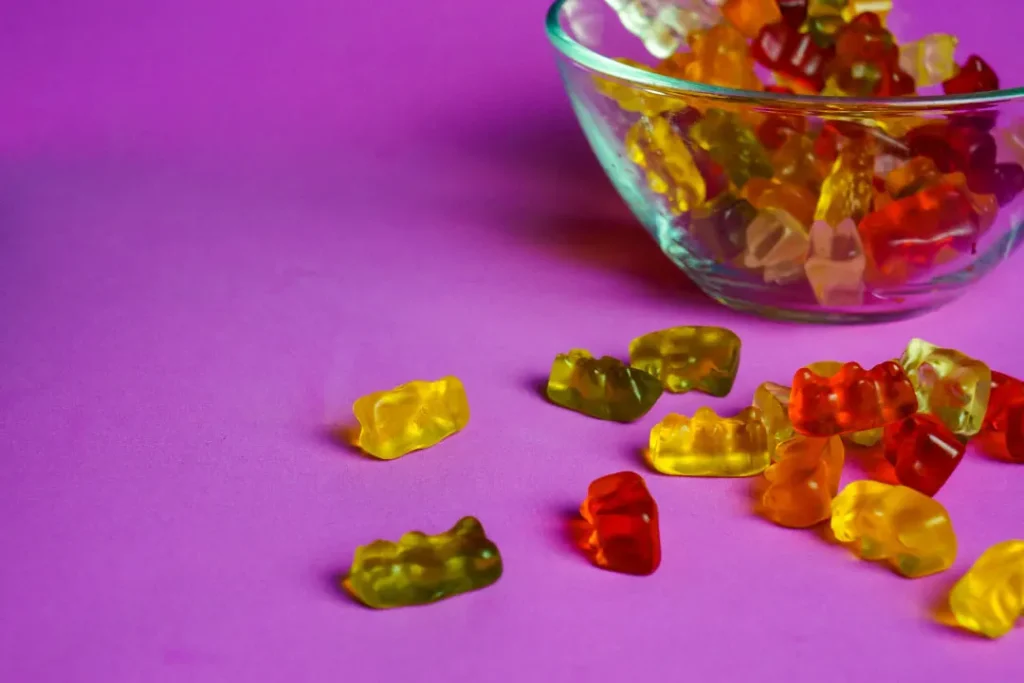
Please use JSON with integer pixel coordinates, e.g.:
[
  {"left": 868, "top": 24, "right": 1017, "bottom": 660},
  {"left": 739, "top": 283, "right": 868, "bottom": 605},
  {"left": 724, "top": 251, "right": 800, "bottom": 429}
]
[{"left": 3, "top": 1, "right": 1024, "bottom": 681}]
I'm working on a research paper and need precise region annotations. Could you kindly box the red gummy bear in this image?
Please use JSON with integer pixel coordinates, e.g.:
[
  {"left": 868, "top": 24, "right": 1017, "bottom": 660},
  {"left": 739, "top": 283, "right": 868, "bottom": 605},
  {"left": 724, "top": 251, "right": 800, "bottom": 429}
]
[
  {"left": 980, "top": 371, "right": 1024, "bottom": 463},
  {"left": 752, "top": 22, "right": 832, "bottom": 91},
  {"left": 942, "top": 55, "right": 1000, "bottom": 95},
  {"left": 859, "top": 181, "right": 980, "bottom": 281},
  {"left": 883, "top": 414, "right": 965, "bottom": 496},
  {"left": 577, "top": 471, "right": 661, "bottom": 575},
  {"left": 789, "top": 361, "right": 918, "bottom": 437}
]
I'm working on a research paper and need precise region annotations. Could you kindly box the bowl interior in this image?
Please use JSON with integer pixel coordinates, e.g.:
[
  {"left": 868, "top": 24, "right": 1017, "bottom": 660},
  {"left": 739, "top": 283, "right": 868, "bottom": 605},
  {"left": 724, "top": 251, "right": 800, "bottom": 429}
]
[{"left": 553, "top": 0, "right": 1024, "bottom": 97}]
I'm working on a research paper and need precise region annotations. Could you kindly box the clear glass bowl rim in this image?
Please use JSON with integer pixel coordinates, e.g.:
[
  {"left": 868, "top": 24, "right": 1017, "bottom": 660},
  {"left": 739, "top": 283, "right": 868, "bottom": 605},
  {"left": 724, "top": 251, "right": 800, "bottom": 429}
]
[{"left": 545, "top": 0, "right": 1024, "bottom": 109}]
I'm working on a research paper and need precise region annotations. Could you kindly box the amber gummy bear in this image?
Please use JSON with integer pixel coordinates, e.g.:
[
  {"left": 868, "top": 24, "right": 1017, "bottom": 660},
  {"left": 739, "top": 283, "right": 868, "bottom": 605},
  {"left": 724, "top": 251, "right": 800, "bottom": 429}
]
[
  {"left": 757, "top": 435, "right": 844, "bottom": 528},
  {"left": 629, "top": 326, "right": 741, "bottom": 396},
  {"left": 789, "top": 361, "right": 918, "bottom": 436},
  {"left": 353, "top": 376, "right": 470, "bottom": 460},
  {"left": 343, "top": 517, "right": 502, "bottom": 609},
  {"left": 578, "top": 472, "right": 661, "bottom": 575},
  {"left": 547, "top": 349, "right": 663, "bottom": 422},
  {"left": 948, "top": 540, "right": 1024, "bottom": 638},
  {"left": 831, "top": 480, "right": 957, "bottom": 578},
  {"left": 648, "top": 407, "right": 771, "bottom": 477}
]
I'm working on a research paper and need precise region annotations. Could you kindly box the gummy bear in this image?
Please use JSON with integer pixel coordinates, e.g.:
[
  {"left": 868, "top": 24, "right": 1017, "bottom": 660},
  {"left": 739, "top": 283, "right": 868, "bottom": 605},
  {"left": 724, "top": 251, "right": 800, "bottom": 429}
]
[
  {"left": 578, "top": 471, "right": 661, "bottom": 575},
  {"left": 594, "top": 58, "right": 684, "bottom": 115},
  {"left": 980, "top": 370, "right": 1024, "bottom": 463},
  {"left": 343, "top": 516, "right": 502, "bottom": 609},
  {"left": 806, "top": 13, "right": 846, "bottom": 49},
  {"left": 898, "top": 34, "right": 958, "bottom": 89},
  {"left": 547, "top": 349, "right": 663, "bottom": 422},
  {"left": 757, "top": 435, "right": 845, "bottom": 528},
  {"left": 751, "top": 21, "right": 832, "bottom": 91},
  {"left": 648, "top": 407, "right": 771, "bottom": 477},
  {"left": 804, "top": 360, "right": 882, "bottom": 446},
  {"left": 721, "top": 0, "right": 782, "bottom": 38},
  {"left": 771, "top": 132, "right": 828, "bottom": 191},
  {"left": 685, "top": 22, "right": 764, "bottom": 91},
  {"left": 743, "top": 207, "right": 810, "bottom": 283},
  {"left": 815, "top": 136, "right": 876, "bottom": 227},
  {"left": 943, "top": 55, "right": 999, "bottom": 95},
  {"left": 884, "top": 156, "right": 942, "bottom": 198},
  {"left": 899, "top": 338, "right": 992, "bottom": 436},
  {"left": 829, "top": 12, "right": 898, "bottom": 96},
  {"left": 689, "top": 108, "right": 774, "bottom": 187},
  {"left": 741, "top": 177, "right": 817, "bottom": 227},
  {"left": 616, "top": 1, "right": 723, "bottom": 59},
  {"left": 753, "top": 381, "right": 794, "bottom": 450},
  {"left": 628, "top": 325, "right": 741, "bottom": 396},
  {"left": 353, "top": 376, "right": 470, "bottom": 460},
  {"left": 625, "top": 116, "right": 708, "bottom": 213},
  {"left": 948, "top": 540, "right": 1024, "bottom": 639},
  {"left": 689, "top": 194, "right": 757, "bottom": 262},
  {"left": 830, "top": 480, "right": 957, "bottom": 578},
  {"left": 883, "top": 414, "right": 966, "bottom": 496},
  {"left": 859, "top": 181, "right": 979, "bottom": 283},
  {"left": 804, "top": 218, "right": 866, "bottom": 306},
  {"left": 789, "top": 361, "right": 918, "bottom": 436}
]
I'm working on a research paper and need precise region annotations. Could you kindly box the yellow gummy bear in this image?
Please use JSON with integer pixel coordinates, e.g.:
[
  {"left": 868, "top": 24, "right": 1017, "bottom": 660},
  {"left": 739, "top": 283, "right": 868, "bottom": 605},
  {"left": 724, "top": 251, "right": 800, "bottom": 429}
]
[
  {"left": 343, "top": 516, "right": 502, "bottom": 609},
  {"left": 831, "top": 480, "right": 957, "bottom": 578},
  {"left": 625, "top": 116, "right": 707, "bottom": 213},
  {"left": 629, "top": 325, "right": 741, "bottom": 397},
  {"left": 948, "top": 540, "right": 1024, "bottom": 639},
  {"left": 753, "top": 381, "right": 794, "bottom": 451},
  {"left": 353, "top": 376, "right": 469, "bottom": 460},
  {"left": 648, "top": 406, "right": 770, "bottom": 477}
]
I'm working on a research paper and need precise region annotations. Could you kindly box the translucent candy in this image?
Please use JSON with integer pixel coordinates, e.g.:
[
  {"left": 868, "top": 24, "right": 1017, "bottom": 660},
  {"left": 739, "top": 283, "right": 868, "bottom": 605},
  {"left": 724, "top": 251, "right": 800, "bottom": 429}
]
[
  {"left": 626, "top": 116, "right": 708, "bottom": 212},
  {"left": 578, "top": 471, "right": 661, "bottom": 574},
  {"left": 722, "top": 0, "right": 782, "bottom": 38},
  {"left": 547, "top": 349, "right": 664, "bottom": 422},
  {"left": 804, "top": 219, "right": 866, "bottom": 306},
  {"left": 831, "top": 480, "right": 957, "bottom": 578},
  {"left": 899, "top": 338, "right": 992, "bottom": 436},
  {"left": 648, "top": 407, "right": 771, "bottom": 476},
  {"left": 815, "top": 137, "right": 876, "bottom": 227},
  {"left": 353, "top": 377, "right": 470, "bottom": 460},
  {"left": 629, "top": 325, "right": 741, "bottom": 396},
  {"left": 898, "top": 34, "right": 959, "bottom": 89},
  {"left": 343, "top": 517, "right": 502, "bottom": 609},
  {"left": 743, "top": 207, "right": 810, "bottom": 284},
  {"left": 949, "top": 540, "right": 1024, "bottom": 639},
  {"left": 753, "top": 381, "right": 794, "bottom": 450},
  {"left": 758, "top": 435, "right": 844, "bottom": 528}
]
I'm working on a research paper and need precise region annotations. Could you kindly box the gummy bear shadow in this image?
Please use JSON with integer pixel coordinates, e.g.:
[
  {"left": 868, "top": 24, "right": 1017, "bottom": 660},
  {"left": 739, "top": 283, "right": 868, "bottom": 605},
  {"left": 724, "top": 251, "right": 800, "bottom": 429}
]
[
  {"left": 844, "top": 443, "right": 900, "bottom": 486},
  {"left": 438, "top": 110, "right": 719, "bottom": 306},
  {"left": 925, "top": 577, "right": 989, "bottom": 640},
  {"left": 324, "top": 424, "right": 365, "bottom": 457}
]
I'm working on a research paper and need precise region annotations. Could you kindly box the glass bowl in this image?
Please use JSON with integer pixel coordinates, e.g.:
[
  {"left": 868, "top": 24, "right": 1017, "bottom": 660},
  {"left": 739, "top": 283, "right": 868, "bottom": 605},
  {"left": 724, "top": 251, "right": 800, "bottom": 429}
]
[{"left": 545, "top": 0, "right": 1024, "bottom": 323}]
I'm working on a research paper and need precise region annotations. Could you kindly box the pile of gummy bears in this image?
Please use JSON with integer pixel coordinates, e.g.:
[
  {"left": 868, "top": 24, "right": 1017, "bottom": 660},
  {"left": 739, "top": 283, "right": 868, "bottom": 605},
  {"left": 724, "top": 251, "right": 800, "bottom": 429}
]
[
  {"left": 591, "top": 0, "right": 1024, "bottom": 306},
  {"left": 342, "top": 327, "right": 1023, "bottom": 640}
]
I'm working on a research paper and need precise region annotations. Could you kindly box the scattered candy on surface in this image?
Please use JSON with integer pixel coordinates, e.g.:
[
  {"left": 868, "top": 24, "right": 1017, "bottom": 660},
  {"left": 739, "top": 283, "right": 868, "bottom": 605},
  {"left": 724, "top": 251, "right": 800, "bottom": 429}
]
[
  {"left": 980, "top": 370, "right": 1024, "bottom": 463},
  {"left": 648, "top": 406, "right": 771, "bottom": 476},
  {"left": 948, "top": 540, "right": 1024, "bottom": 639},
  {"left": 353, "top": 376, "right": 469, "bottom": 460},
  {"left": 547, "top": 349, "right": 664, "bottom": 422},
  {"left": 629, "top": 325, "right": 741, "bottom": 396},
  {"left": 753, "top": 380, "right": 794, "bottom": 449},
  {"left": 578, "top": 471, "right": 661, "bottom": 575},
  {"left": 343, "top": 517, "right": 502, "bottom": 609},
  {"left": 757, "top": 435, "right": 844, "bottom": 527},
  {"left": 831, "top": 480, "right": 957, "bottom": 578},
  {"left": 882, "top": 413, "right": 965, "bottom": 496},
  {"left": 899, "top": 338, "right": 992, "bottom": 436},
  {"left": 789, "top": 360, "right": 918, "bottom": 436}
]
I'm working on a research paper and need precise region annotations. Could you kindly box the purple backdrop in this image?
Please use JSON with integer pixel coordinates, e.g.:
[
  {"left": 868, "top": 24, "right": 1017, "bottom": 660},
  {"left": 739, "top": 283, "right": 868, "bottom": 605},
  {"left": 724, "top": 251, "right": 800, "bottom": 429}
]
[{"left": 2, "top": 1, "right": 1023, "bottom": 681}]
